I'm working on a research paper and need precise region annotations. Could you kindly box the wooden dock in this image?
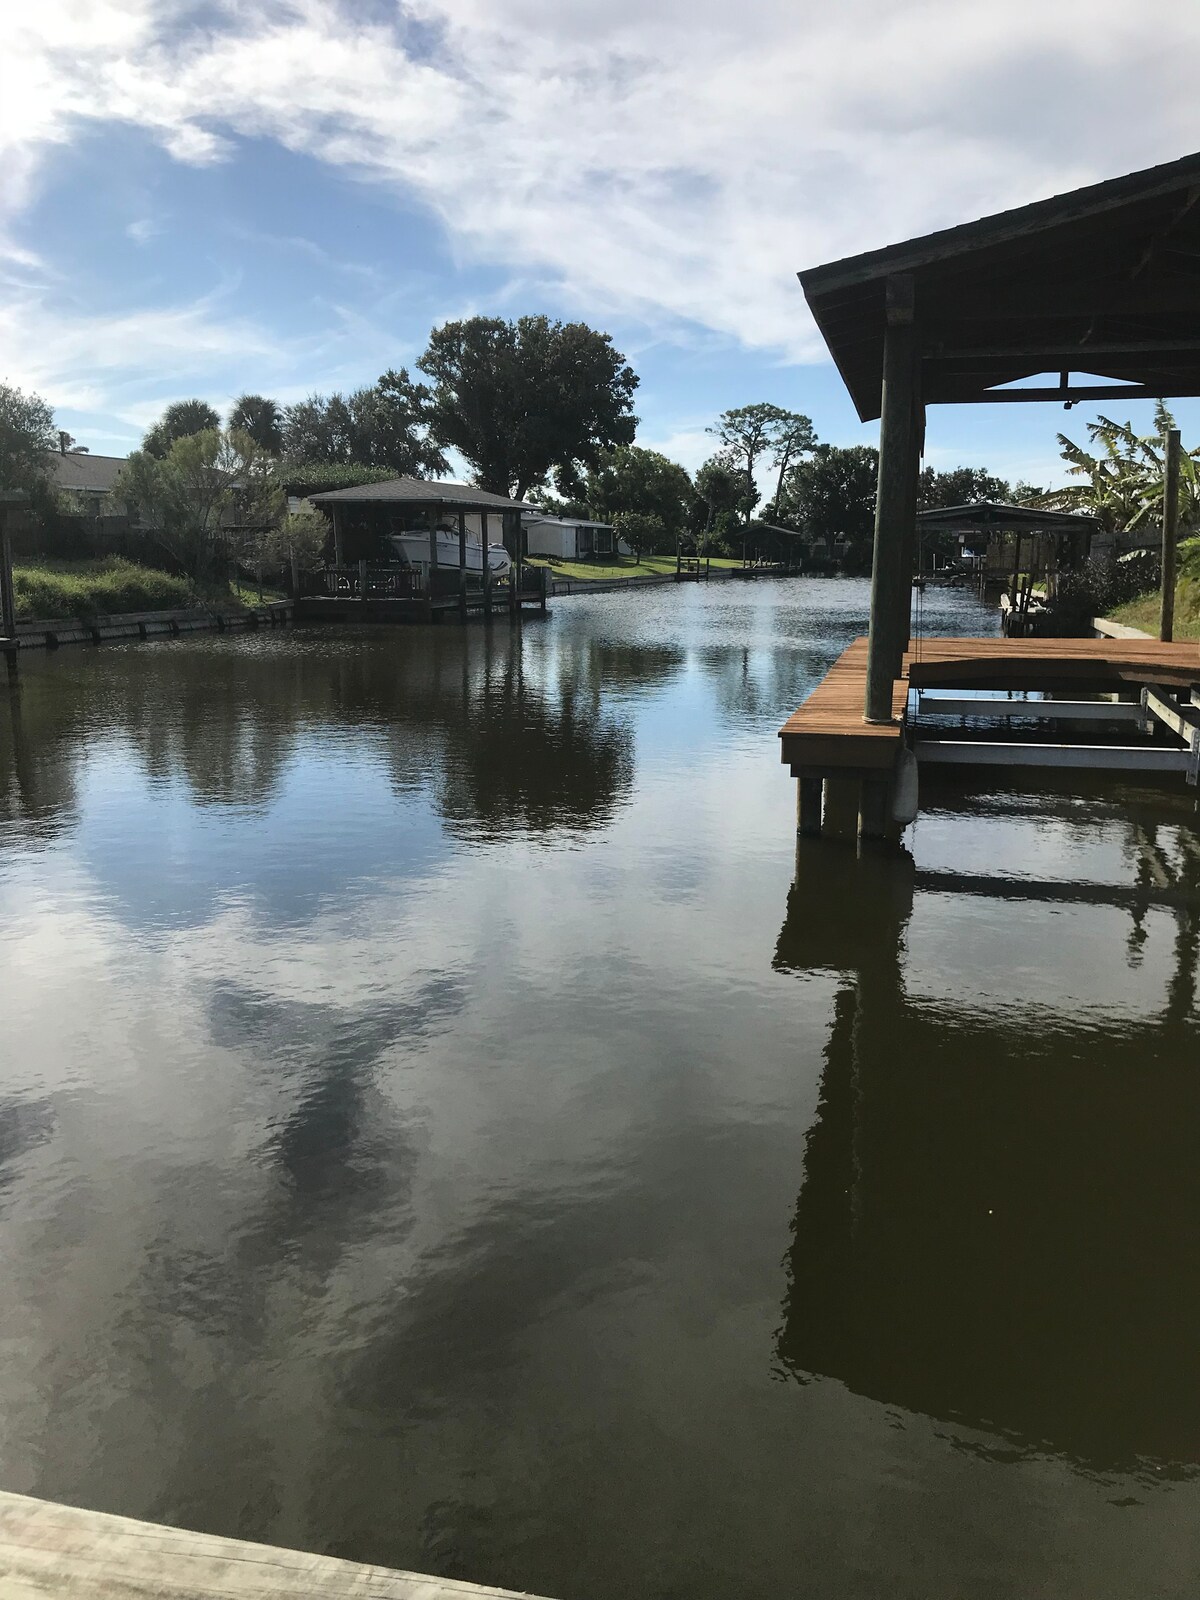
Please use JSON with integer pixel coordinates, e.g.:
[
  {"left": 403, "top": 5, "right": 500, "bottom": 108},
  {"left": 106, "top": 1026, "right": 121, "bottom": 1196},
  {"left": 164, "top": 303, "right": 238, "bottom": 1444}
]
[
  {"left": 780, "top": 634, "right": 1200, "bottom": 839},
  {"left": 0, "top": 1489, "right": 555, "bottom": 1600}
]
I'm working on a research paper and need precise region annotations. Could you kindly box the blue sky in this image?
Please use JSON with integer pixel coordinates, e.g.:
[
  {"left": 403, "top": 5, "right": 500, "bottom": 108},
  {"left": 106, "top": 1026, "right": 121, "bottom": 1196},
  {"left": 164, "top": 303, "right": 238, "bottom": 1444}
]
[{"left": 4, "top": 0, "right": 1200, "bottom": 490}]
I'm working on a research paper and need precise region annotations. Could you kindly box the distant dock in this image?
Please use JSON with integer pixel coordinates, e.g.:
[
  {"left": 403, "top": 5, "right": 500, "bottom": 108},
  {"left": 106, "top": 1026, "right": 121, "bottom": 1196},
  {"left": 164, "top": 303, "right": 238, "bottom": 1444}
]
[{"left": 0, "top": 1488, "right": 555, "bottom": 1600}]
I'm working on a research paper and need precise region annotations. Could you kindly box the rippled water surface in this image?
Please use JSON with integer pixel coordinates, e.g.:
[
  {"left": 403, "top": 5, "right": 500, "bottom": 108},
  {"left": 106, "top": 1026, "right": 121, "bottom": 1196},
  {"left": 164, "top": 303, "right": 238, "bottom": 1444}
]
[{"left": 2, "top": 579, "right": 1199, "bottom": 1599}]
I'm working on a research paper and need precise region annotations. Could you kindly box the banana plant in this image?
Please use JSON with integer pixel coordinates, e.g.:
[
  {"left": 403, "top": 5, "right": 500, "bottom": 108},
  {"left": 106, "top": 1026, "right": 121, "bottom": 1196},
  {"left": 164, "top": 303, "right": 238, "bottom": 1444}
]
[{"left": 1028, "top": 402, "right": 1200, "bottom": 535}]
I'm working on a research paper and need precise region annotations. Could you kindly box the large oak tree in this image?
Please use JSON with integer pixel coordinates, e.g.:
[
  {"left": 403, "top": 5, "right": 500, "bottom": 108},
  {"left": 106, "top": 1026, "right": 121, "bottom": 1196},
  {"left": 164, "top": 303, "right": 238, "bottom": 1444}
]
[{"left": 418, "top": 316, "right": 638, "bottom": 501}]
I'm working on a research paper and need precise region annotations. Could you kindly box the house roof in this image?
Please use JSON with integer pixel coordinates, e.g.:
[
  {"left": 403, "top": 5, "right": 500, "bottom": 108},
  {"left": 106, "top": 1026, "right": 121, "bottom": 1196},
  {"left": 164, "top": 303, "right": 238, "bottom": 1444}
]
[
  {"left": 44, "top": 451, "right": 127, "bottom": 494},
  {"left": 917, "top": 501, "right": 1098, "bottom": 534},
  {"left": 309, "top": 477, "right": 535, "bottom": 511},
  {"left": 524, "top": 515, "right": 614, "bottom": 530},
  {"left": 755, "top": 522, "right": 808, "bottom": 539},
  {"left": 800, "top": 150, "right": 1200, "bottom": 421}
]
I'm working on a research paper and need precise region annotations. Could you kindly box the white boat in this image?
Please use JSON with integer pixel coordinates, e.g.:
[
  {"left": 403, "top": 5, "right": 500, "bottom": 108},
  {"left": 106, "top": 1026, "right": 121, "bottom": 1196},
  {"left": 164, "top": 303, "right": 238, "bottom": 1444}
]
[{"left": 388, "top": 529, "right": 511, "bottom": 580}]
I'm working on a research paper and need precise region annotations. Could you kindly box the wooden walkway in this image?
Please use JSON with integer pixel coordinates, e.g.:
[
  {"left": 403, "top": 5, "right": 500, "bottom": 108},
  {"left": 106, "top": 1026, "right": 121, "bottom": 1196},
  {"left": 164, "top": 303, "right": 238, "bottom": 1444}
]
[
  {"left": 780, "top": 635, "right": 1200, "bottom": 776},
  {"left": 0, "top": 1489, "right": 554, "bottom": 1599}
]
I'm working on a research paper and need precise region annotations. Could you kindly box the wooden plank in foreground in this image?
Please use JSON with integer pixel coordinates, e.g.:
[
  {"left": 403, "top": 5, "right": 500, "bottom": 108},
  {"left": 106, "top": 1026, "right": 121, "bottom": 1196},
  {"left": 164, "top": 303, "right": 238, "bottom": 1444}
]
[{"left": 0, "top": 1490, "right": 555, "bottom": 1600}]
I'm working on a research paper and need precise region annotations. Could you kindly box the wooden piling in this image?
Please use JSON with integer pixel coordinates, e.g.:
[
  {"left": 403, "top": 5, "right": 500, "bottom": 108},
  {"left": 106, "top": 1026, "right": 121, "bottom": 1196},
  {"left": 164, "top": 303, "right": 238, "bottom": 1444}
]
[
  {"left": 480, "top": 511, "right": 492, "bottom": 621},
  {"left": 458, "top": 510, "right": 468, "bottom": 620},
  {"left": 864, "top": 275, "right": 918, "bottom": 723},
  {"left": 0, "top": 516, "right": 15, "bottom": 644},
  {"left": 797, "top": 773, "right": 823, "bottom": 836},
  {"left": 1162, "top": 425, "right": 1181, "bottom": 643}
]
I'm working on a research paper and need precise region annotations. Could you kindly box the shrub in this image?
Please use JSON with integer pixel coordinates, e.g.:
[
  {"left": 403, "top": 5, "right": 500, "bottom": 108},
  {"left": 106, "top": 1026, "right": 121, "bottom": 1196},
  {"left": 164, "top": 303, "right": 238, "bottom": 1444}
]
[{"left": 13, "top": 558, "right": 196, "bottom": 621}]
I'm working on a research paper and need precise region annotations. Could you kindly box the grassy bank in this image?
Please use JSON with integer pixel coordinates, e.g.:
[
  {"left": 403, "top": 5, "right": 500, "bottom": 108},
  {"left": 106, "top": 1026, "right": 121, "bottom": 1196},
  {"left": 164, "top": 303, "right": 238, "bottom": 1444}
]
[
  {"left": 525, "top": 553, "right": 742, "bottom": 582},
  {"left": 1105, "top": 538, "right": 1200, "bottom": 640},
  {"left": 13, "top": 559, "right": 198, "bottom": 621},
  {"left": 1107, "top": 587, "right": 1200, "bottom": 640}
]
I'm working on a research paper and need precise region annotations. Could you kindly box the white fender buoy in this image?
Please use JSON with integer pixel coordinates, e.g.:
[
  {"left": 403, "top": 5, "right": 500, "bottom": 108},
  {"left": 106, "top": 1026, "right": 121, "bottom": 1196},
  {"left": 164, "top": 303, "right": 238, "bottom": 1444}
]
[{"left": 891, "top": 746, "right": 919, "bottom": 825}]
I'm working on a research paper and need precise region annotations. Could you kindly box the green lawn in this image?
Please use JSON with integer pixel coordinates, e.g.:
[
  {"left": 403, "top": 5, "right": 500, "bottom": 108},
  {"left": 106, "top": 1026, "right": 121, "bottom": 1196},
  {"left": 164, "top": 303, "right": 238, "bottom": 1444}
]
[{"left": 525, "top": 553, "right": 741, "bottom": 582}]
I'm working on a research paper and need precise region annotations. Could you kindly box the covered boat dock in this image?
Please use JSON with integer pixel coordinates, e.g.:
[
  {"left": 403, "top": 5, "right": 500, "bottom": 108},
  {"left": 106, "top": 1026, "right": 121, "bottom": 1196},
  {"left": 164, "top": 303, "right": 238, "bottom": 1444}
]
[
  {"left": 780, "top": 150, "right": 1200, "bottom": 836},
  {"left": 302, "top": 477, "right": 546, "bottom": 622}
]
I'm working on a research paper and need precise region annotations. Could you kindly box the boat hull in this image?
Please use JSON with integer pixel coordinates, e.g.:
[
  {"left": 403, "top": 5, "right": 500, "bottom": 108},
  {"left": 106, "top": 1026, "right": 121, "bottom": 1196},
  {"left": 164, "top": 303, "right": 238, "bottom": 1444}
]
[{"left": 389, "top": 531, "right": 511, "bottom": 579}]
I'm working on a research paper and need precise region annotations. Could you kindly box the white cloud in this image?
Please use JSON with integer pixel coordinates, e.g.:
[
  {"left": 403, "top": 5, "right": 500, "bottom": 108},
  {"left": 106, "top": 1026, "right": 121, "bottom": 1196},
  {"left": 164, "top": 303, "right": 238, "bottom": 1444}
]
[
  {"left": 6, "top": 0, "right": 1200, "bottom": 358},
  {"left": 3, "top": 0, "right": 1200, "bottom": 448}
]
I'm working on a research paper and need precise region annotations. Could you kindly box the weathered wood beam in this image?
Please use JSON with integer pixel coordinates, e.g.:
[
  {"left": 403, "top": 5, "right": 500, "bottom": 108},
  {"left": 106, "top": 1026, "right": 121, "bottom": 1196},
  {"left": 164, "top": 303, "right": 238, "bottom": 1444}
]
[
  {"left": 864, "top": 274, "right": 917, "bottom": 724},
  {"left": 1162, "top": 426, "right": 1182, "bottom": 642},
  {"left": 925, "top": 338, "right": 1200, "bottom": 360},
  {"left": 0, "top": 1489, "right": 554, "bottom": 1600},
  {"left": 934, "top": 383, "right": 1197, "bottom": 405}
]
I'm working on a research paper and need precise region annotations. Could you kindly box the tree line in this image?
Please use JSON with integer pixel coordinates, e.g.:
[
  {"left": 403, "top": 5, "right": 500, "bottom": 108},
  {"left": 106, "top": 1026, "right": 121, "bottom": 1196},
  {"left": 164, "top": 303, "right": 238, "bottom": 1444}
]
[{"left": 0, "top": 309, "right": 1030, "bottom": 577}]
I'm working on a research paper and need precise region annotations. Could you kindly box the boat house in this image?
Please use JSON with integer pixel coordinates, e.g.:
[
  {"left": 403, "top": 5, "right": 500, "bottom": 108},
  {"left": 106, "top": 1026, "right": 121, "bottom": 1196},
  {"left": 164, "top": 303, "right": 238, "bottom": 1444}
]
[{"left": 308, "top": 477, "right": 537, "bottom": 566}]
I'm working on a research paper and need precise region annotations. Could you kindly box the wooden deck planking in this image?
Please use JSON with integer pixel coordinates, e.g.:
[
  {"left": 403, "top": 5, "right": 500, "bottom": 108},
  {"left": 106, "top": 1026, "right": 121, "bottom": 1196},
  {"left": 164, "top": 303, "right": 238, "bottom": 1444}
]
[
  {"left": 780, "top": 634, "right": 1200, "bottom": 775},
  {"left": 908, "top": 636, "right": 1200, "bottom": 691},
  {"left": 0, "top": 1490, "right": 555, "bottom": 1600},
  {"left": 778, "top": 638, "right": 905, "bottom": 772}
]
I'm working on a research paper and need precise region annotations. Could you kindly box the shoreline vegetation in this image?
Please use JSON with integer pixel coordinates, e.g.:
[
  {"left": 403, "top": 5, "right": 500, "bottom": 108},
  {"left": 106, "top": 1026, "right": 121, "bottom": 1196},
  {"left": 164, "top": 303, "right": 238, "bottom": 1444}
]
[
  {"left": 1103, "top": 537, "right": 1200, "bottom": 641},
  {"left": 11, "top": 558, "right": 267, "bottom": 623}
]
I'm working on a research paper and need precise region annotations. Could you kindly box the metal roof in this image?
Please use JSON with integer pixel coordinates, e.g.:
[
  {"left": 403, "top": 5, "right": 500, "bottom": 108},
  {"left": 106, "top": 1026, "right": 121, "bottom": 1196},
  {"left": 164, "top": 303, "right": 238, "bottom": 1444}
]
[
  {"left": 916, "top": 500, "right": 1098, "bottom": 534},
  {"left": 309, "top": 477, "right": 535, "bottom": 510},
  {"left": 524, "top": 514, "right": 614, "bottom": 530},
  {"left": 44, "top": 451, "right": 127, "bottom": 494},
  {"left": 800, "top": 150, "right": 1200, "bottom": 422}
]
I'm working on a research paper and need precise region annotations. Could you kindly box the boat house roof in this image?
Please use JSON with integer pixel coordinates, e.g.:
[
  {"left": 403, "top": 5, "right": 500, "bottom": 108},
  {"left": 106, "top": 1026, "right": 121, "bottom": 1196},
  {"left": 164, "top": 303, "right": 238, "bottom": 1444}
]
[
  {"left": 524, "top": 514, "right": 614, "bottom": 530},
  {"left": 916, "top": 501, "right": 1098, "bottom": 535},
  {"left": 800, "top": 150, "right": 1200, "bottom": 422},
  {"left": 309, "top": 477, "right": 536, "bottom": 512}
]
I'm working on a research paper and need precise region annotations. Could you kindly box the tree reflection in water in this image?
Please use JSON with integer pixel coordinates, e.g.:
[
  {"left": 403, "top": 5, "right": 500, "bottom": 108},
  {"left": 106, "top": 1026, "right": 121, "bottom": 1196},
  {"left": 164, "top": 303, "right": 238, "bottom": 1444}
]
[{"left": 774, "top": 821, "right": 1200, "bottom": 1475}]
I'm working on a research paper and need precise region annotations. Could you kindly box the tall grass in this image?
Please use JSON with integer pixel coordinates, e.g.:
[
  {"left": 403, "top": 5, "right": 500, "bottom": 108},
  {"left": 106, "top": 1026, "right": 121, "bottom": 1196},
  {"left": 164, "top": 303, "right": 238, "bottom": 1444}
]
[{"left": 14, "top": 558, "right": 196, "bottom": 621}]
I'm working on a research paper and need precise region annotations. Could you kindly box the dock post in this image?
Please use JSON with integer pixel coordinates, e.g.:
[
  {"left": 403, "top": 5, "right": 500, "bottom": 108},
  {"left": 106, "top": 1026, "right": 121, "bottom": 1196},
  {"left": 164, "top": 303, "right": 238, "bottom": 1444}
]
[
  {"left": 1162, "top": 426, "right": 1181, "bottom": 642},
  {"left": 480, "top": 512, "right": 492, "bottom": 621},
  {"left": 509, "top": 511, "right": 520, "bottom": 621},
  {"left": 797, "top": 774, "right": 823, "bottom": 837},
  {"left": 859, "top": 779, "right": 889, "bottom": 841},
  {"left": 458, "top": 511, "right": 468, "bottom": 620},
  {"left": 427, "top": 521, "right": 439, "bottom": 621},
  {"left": 0, "top": 515, "right": 16, "bottom": 645},
  {"left": 821, "top": 777, "right": 860, "bottom": 842},
  {"left": 864, "top": 275, "right": 918, "bottom": 722},
  {"left": 358, "top": 558, "right": 368, "bottom": 606},
  {"left": 900, "top": 397, "right": 924, "bottom": 652}
]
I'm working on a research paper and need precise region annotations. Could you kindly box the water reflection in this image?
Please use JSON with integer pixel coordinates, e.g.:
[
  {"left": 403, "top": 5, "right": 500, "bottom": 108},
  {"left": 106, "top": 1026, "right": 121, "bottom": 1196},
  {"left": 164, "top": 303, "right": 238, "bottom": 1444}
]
[
  {"left": 0, "top": 627, "right": 645, "bottom": 843},
  {"left": 775, "top": 817, "right": 1200, "bottom": 1473}
]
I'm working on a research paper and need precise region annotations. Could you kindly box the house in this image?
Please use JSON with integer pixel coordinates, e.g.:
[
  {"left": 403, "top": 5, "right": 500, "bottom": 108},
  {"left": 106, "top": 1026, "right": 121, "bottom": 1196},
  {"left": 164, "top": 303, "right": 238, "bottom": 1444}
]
[
  {"left": 43, "top": 449, "right": 129, "bottom": 513},
  {"left": 523, "top": 515, "right": 629, "bottom": 560}
]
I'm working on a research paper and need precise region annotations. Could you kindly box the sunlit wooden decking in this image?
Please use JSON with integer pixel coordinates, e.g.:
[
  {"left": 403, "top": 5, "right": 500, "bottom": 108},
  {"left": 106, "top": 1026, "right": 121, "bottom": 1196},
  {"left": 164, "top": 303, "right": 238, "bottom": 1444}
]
[{"left": 780, "top": 634, "right": 1200, "bottom": 778}]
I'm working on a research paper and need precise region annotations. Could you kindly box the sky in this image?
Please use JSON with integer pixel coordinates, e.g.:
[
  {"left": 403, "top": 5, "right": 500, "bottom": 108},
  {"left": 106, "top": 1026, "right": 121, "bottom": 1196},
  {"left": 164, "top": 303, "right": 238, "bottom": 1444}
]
[{"left": 3, "top": 0, "right": 1200, "bottom": 490}]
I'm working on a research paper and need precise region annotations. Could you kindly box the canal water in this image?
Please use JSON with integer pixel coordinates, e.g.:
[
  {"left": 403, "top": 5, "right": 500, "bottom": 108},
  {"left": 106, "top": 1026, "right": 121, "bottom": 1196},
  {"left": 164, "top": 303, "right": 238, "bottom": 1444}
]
[{"left": 1, "top": 579, "right": 1199, "bottom": 1599}]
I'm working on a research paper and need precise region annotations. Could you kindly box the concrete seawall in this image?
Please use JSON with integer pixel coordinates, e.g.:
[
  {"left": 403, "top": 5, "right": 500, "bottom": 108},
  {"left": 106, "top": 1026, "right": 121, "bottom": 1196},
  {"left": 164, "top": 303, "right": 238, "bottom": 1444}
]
[{"left": 7, "top": 601, "right": 292, "bottom": 652}]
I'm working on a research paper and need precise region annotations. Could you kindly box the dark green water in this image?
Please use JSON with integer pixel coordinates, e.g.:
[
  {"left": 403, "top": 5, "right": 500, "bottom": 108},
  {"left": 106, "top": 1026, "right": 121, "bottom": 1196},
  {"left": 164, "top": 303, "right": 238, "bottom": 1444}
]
[{"left": 1, "top": 579, "right": 1199, "bottom": 1599}]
